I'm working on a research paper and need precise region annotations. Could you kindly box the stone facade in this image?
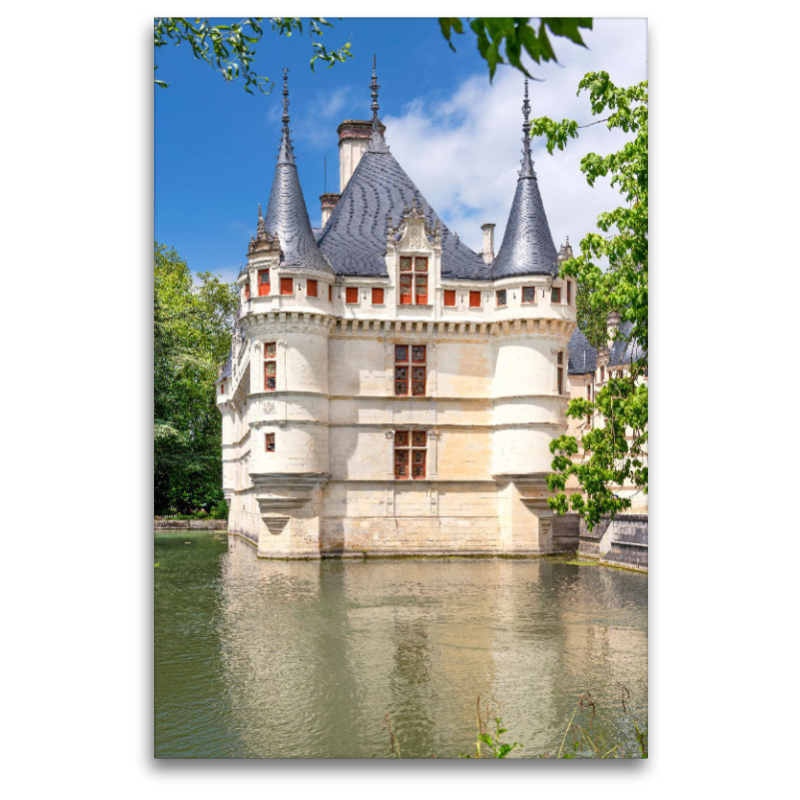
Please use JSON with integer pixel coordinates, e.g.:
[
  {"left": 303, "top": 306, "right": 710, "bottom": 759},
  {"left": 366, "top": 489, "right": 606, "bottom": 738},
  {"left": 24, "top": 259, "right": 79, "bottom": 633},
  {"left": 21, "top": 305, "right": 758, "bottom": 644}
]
[{"left": 214, "top": 68, "right": 609, "bottom": 559}]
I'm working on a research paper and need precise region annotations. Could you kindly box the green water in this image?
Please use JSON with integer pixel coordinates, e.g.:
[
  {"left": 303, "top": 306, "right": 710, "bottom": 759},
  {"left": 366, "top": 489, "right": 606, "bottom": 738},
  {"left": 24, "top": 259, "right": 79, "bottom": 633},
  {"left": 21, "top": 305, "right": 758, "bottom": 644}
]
[{"left": 155, "top": 532, "right": 647, "bottom": 758}]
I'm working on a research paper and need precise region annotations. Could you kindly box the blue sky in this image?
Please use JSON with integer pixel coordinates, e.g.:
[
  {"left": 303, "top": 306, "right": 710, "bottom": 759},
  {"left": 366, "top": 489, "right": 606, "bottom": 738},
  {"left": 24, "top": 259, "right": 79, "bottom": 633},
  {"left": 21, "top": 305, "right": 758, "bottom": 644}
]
[{"left": 155, "top": 18, "right": 647, "bottom": 283}]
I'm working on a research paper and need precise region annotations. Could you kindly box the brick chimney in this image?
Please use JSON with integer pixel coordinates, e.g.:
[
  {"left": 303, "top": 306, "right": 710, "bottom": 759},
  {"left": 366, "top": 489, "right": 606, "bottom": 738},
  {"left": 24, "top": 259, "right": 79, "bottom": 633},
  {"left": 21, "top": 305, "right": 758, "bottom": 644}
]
[
  {"left": 320, "top": 192, "right": 340, "bottom": 226},
  {"left": 338, "top": 119, "right": 386, "bottom": 191},
  {"left": 481, "top": 223, "right": 496, "bottom": 264}
]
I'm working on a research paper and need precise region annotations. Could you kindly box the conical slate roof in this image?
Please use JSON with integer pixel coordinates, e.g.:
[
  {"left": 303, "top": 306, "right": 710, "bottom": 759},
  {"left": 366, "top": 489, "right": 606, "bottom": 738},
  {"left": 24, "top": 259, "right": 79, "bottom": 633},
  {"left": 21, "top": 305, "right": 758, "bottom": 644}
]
[
  {"left": 491, "top": 81, "right": 558, "bottom": 280},
  {"left": 609, "top": 320, "right": 646, "bottom": 367},
  {"left": 318, "top": 59, "right": 487, "bottom": 280},
  {"left": 567, "top": 328, "right": 597, "bottom": 375},
  {"left": 263, "top": 70, "right": 332, "bottom": 275}
]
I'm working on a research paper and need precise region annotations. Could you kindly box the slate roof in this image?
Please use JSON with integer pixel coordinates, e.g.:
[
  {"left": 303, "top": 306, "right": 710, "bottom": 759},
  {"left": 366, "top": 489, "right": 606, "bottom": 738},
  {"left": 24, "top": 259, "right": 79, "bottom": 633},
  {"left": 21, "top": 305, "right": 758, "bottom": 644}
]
[
  {"left": 567, "top": 328, "right": 597, "bottom": 375},
  {"left": 609, "top": 320, "right": 646, "bottom": 367},
  {"left": 264, "top": 144, "right": 333, "bottom": 275},
  {"left": 317, "top": 130, "right": 489, "bottom": 280},
  {"left": 491, "top": 95, "right": 558, "bottom": 280}
]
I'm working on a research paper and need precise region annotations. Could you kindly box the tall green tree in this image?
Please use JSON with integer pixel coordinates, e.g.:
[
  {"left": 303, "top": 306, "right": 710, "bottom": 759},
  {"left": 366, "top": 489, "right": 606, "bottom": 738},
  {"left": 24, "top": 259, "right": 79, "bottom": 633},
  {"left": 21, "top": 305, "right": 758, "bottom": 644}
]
[
  {"left": 531, "top": 72, "right": 648, "bottom": 529},
  {"left": 154, "top": 243, "right": 238, "bottom": 514}
]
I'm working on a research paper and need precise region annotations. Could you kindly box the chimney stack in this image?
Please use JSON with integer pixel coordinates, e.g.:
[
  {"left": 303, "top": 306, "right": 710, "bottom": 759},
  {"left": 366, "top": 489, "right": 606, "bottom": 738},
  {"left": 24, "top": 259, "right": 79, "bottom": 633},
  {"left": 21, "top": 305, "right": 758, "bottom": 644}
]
[
  {"left": 320, "top": 193, "right": 340, "bottom": 226},
  {"left": 481, "top": 223, "right": 496, "bottom": 265},
  {"left": 607, "top": 311, "right": 621, "bottom": 349},
  {"left": 338, "top": 119, "right": 386, "bottom": 192}
]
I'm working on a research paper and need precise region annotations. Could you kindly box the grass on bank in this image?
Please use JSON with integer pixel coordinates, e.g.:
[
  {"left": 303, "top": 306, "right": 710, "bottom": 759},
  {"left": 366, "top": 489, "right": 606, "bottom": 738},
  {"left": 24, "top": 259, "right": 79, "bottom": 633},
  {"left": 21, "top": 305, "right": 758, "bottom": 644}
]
[{"left": 385, "top": 691, "right": 647, "bottom": 759}]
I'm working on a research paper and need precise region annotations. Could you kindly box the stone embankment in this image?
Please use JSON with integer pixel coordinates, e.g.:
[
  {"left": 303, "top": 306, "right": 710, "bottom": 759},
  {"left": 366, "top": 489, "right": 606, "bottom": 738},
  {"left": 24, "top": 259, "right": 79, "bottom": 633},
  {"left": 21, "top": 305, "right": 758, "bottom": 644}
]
[
  {"left": 154, "top": 519, "right": 228, "bottom": 531},
  {"left": 578, "top": 514, "right": 648, "bottom": 570}
]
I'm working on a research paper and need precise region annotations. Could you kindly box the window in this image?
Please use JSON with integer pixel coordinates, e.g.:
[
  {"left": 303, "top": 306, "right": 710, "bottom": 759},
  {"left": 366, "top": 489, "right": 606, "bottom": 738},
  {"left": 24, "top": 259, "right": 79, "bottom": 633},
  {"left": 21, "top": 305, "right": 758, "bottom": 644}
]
[
  {"left": 219, "top": 384, "right": 224, "bottom": 395},
  {"left": 522, "top": 286, "right": 536, "bottom": 304},
  {"left": 443, "top": 290, "right": 456, "bottom": 307},
  {"left": 280, "top": 278, "right": 293, "bottom": 295},
  {"left": 496, "top": 289, "right": 507, "bottom": 307},
  {"left": 394, "top": 430, "right": 427, "bottom": 479},
  {"left": 394, "top": 344, "right": 426, "bottom": 396},
  {"left": 372, "top": 287, "right": 385, "bottom": 305},
  {"left": 469, "top": 291, "right": 481, "bottom": 308},
  {"left": 557, "top": 352, "right": 564, "bottom": 395},
  {"left": 346, "top": 286, "right": 358, "bottom": 304},
  {"left": 399, "top": 256, "right": 428, "bottom": 305},
  {"left": 567, "top": 280, "right": 572, "bottom": 305},
  {"left": 264, "top": 342, "right": 276, "bottom": 391},
  {"left": 265, "top": 433, "right": 275, "bottom": 452},
  {"left": 551, "top": 286, "right": 561, "bottom": 303},
  {"left": 587, "top": 385, "right": 592, "bottom": 400},
  {"left": 244, "top": 283, "right": 250, "bottom": 300},
  {"left": 600, "top": 366, "right": 605, "bottom": 382},
  {"left": 307, "top": 279, "right": 318, "bottom": 297},
  {"left": 329, "top": 284, "right": 333, "bottom": 301},
  {"left": 258, "top": 270, "right": 270, "bottom": 296}
]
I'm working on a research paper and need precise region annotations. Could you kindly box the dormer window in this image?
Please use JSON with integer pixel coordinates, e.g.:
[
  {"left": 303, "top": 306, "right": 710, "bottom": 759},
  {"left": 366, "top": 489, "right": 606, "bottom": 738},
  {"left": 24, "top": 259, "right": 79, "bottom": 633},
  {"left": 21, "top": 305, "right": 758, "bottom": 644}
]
[
  {"left": 258, "top": 270, "right": 270, "bottom": 296},
  {"left": 399, "top": 257, "right": 428, "bottom": 305}
]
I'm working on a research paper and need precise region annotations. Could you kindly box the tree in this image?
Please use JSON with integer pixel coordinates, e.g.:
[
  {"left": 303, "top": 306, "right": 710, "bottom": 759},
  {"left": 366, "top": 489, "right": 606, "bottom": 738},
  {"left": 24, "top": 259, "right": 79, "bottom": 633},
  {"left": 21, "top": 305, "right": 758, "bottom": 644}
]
[
  {"left": 154, "top": 17, "right": 592, "bottom": 91},
  {"left": 439, "top": 18, "right": 592, "bottom": 81},
  {"left": 154, "top": 17, "right": 353, "bottom": 92},
  {"left": 530, "top": 72, "right": 648, "bottom": 529},
  {"left": 154, "top": 243, "right": 238, "bottom": 513}
]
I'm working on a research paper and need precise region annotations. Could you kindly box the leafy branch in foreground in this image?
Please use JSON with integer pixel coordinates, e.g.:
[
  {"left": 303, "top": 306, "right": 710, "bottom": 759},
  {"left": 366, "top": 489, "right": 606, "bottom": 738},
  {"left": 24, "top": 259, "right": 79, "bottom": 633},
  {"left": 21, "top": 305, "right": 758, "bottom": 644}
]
[
  {"left": 439, "top": 17, "right": 592, "bottom": 81},
  {"left": 153, "top": 17, "right": 353, "bottom": 92},
  {"left": 531, "top": 72, "right": 648, "bottom": 529}
]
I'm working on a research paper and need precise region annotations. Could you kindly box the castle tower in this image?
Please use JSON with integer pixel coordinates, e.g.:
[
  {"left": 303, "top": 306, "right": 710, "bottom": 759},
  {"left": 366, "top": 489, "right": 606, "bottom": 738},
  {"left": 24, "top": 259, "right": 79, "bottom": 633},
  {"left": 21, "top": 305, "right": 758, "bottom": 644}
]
[
  {"left": 236, "top": 69, "right": 335, "bottom": 558},
  {"left": 490, "top": 80, "right": 575, "bottom": 552}
]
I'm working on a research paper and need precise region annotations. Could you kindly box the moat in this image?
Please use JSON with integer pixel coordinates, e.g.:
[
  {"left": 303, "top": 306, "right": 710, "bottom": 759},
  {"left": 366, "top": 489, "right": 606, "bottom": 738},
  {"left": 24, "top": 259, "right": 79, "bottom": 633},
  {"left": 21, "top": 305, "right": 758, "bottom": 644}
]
[{"left": 155, "top": 532, "right": 648, "bottom": 758}]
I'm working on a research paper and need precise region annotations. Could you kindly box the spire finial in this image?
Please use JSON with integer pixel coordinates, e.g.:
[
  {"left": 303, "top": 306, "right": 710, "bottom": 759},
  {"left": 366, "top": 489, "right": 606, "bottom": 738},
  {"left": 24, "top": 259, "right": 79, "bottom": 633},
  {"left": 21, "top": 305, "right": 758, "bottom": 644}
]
[
  {"left": 277, "top": 67, "right": 295, "bottom": 165},
  {"left": 282, "top": 67, "right": 290, "bottom": 130},
  {"left": 520, "top": 78, "right": 535, "bottom": 179},
  {"left": 370, "top": 54, "right": 379, "bottom": 130},
  {"left": 367, "top": 56, "right": 390, "bottom": 154}
]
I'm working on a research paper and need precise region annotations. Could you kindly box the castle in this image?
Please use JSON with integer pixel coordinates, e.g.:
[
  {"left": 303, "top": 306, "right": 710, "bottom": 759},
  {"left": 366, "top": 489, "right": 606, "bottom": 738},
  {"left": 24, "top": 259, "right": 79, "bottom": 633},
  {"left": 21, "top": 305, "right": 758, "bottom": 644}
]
[{"left": 215, "top": 64, "right": 638, "bottom": 559}]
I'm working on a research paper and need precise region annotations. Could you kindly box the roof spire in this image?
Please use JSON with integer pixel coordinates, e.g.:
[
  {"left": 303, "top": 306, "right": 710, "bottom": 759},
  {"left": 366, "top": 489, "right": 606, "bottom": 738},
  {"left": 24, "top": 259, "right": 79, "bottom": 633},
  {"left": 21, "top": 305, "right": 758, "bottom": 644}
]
[
  {"left": 277, "top": 67, "right": 295, "bottom": 165},
  {"left": 367, "top": 55, "right": 390, "bottom": 153},
  {"left": 520, "top": 78, "right": 535, "bottom": 179},
  {"left": 257, "top": 203, "right": 266, "bottom": 236}
]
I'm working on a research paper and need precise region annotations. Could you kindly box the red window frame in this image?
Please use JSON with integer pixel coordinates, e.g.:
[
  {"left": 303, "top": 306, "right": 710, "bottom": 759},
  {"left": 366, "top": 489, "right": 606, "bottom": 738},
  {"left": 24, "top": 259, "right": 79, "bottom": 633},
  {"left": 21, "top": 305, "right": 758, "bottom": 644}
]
[
  {"left": 264, "top": 342, "right": 276, "bottom": 391},
  {"left": 280, "top": 278, "right": 293, "bottom": 295},
  {"left": 265, "top": 433, "right": 275, "bottom": 452},
  {"left": 399, "top": 257, "right": 428, "bottom": 305},
  {"left": 551, "top": 286, "right": 561, "bottom": 304},
  {"left": 372, "top": 287, "right": 385, "bottom": 305},
  {"left": 394, "top": 430, "right": 427, "bottom": 480},
  {"left": 443, "top": 290, "right": 456, "bottom": 307},
  {"left": 307, "top": 279, "right": 318, "bottom": 297},
  {"left": 496, "top": 289, "right": 507, "bottom": 307},
  {"left": 469, "top": 291, "right": 481, "bottom": 308},
  {"left": 522, "top": 286, "right": 536, "bottom": 304},
  {"left": 567, "top": 280, "right": 572, "bottom": 305},
  {"left": 346, "top": 286, "right": 358, "bottom": 304},
  {"left": 244, "top": 283, "right": 250, "bottom": 300},
  {"left": 258, "top": 270, "right": 270, "bottom": 296},
  {"left": 557, "top": 352, "right": 564, "bottom": 395},
  {"left": 394, "top": 344, "right": 427, "bottom": 396}
]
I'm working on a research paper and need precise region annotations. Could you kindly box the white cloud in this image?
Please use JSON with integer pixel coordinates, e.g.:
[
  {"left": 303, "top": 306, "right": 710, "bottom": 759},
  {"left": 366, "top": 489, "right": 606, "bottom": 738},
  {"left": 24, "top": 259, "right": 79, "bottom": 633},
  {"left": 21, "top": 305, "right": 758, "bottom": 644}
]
[{"left": 382, "top": 19, "right": 647, "bottom": 257}]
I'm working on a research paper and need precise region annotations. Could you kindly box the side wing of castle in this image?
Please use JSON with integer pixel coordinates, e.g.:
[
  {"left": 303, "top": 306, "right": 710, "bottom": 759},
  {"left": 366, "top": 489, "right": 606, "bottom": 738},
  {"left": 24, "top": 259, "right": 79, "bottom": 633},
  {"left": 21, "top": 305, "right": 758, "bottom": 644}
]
[{"left": 216, "top": 64, "right": 591, "bottom": 558}]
